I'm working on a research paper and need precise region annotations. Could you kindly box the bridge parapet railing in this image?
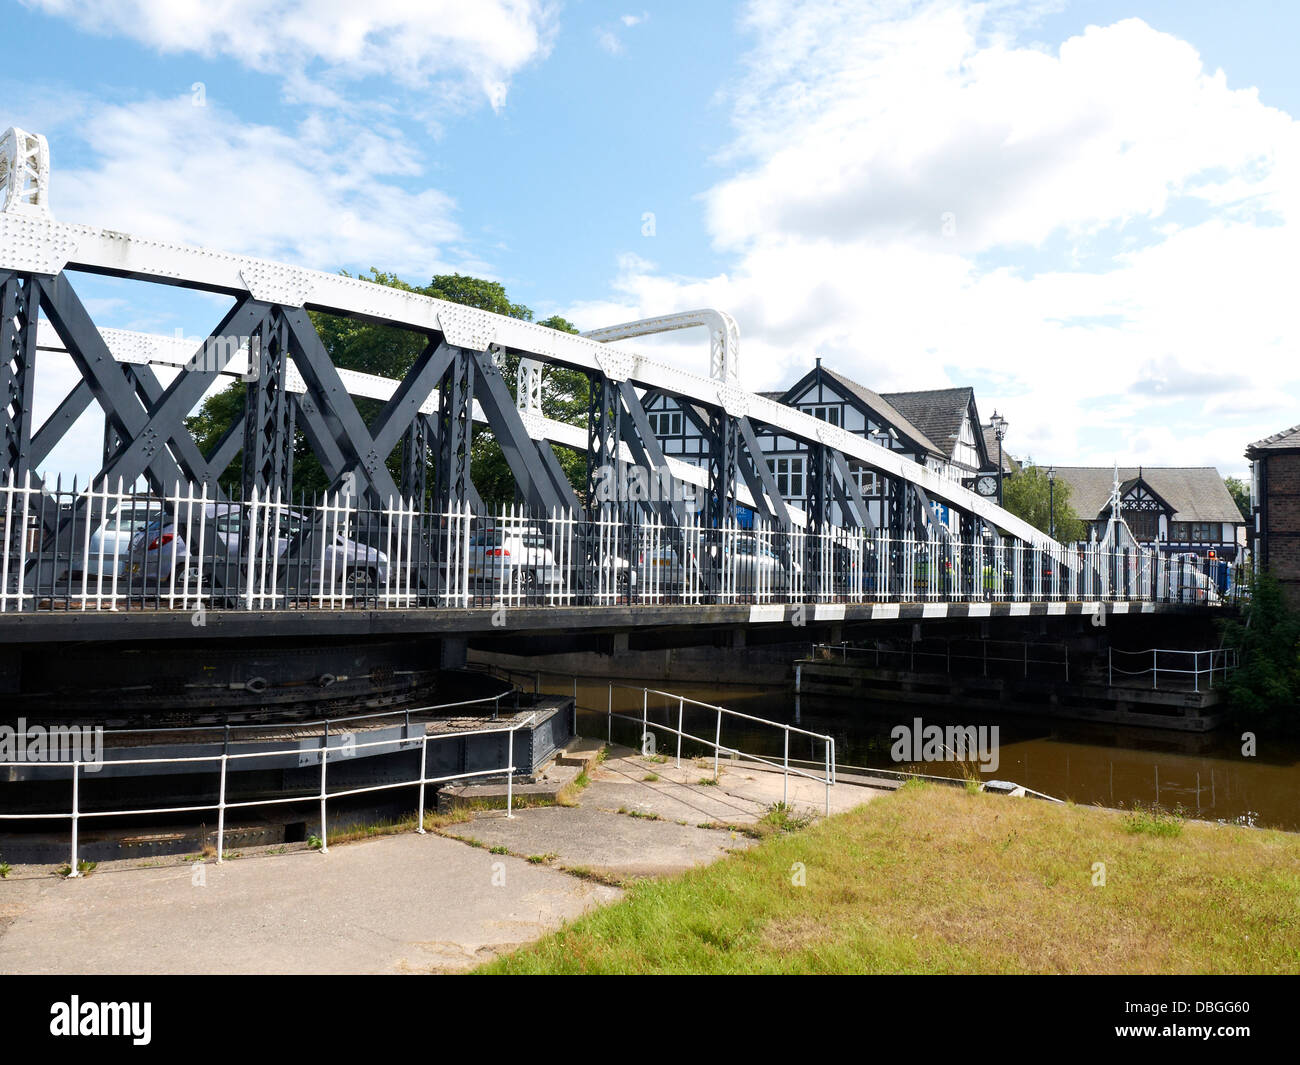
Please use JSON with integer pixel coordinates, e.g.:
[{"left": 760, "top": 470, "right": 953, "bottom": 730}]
[{"left": 0, "top": 474, "right": 1238, "bottom": 614}]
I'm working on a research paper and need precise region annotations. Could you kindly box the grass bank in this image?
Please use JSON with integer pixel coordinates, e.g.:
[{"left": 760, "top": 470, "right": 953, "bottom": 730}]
[{"left": 479, "top": 782, "right": 1300, "bottom": 974}]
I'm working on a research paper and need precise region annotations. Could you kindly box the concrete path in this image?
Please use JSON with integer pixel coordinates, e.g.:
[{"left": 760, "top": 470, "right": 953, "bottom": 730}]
[
  {"left": 0, "top": 833, "right": 618, "bottom": 975},
  {"left": 0, "top": 746, "right": 884, "bottom": 974}
]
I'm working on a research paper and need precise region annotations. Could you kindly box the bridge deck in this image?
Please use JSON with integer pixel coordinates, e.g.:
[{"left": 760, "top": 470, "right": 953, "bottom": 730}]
[{"left": 0, "top": 598, "right": 1206, "bottom": 644}]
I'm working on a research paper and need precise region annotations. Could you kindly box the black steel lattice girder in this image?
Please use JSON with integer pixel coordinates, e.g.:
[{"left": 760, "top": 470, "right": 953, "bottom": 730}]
[
  {"left": 281, "top": 306, "right": 401, "bottom": 504},
  {"left": 0, "top": 273, "right": 38, "bottom": 480},
  {"left": 471, "top": 349, "right": 579, "bottom": 515}
]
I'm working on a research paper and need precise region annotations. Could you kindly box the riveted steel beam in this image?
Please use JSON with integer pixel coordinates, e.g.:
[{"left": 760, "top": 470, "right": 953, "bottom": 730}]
[
  {"left": 281, "top": 306, "right": 401, "bottom": 504},
  {"left": 586, "top": 372, "right": 618, "bottom": 518},
  {"left": 471, "top": 348, "right": 578, "bottom": 515},
  {"left": 0, "top": 273, "right": 37, "bottom": 479},
  {"left": 615, "top": 379, "right": 686, "bottom": 527},
  {"left": 434, "top": 346, "right": 474, "bottom": 515},
  {"left": 832, "top": 450, "right": 876, "bottom": 533},
  {"left": 241, "top": 307, "right": 295, "bottom": 500}
]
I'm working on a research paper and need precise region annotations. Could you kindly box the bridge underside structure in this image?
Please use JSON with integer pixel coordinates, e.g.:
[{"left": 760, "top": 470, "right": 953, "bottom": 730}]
[{"left": 0, "top": 125, "right": 1229, "bottom": 670}]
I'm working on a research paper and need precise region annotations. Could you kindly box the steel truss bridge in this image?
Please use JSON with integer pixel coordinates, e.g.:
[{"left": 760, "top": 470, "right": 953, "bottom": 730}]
[{"left": 0, "top": 125, "right": 1227, "bottom": 641}]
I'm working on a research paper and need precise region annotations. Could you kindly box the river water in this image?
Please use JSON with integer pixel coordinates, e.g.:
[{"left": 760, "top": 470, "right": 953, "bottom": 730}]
[{"left": 566, "top": 677, "right": 1300, "bottom": 832}]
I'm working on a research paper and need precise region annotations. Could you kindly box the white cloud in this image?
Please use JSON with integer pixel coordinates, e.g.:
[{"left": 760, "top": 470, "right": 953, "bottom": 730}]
[
  {"left": 596, "top": 29, "right": 625, "bottom": 56},
  {"left": 596, "top": 11, "right": 649, "bottom": 56},
  {"left": 24, "top": 0, "right": 557, "bottom": 112},
  {"left": 575, "top": 2, "right": 1300, "bottom": 472},
  {"left": 48, "top": 95, "right": 476, "bottom": 277}
]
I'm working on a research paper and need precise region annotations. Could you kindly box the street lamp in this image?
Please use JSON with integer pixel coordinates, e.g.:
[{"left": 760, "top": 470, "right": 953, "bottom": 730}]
[
  {"left": 1048, "top": 465, "right": 1056, "bottom": 540},
  {"left": 989, "top": 410, "right": 1007, "bottom": 505}
]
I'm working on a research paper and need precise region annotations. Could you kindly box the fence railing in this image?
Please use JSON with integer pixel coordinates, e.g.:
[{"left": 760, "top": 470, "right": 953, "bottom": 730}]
[
  {"left": 601, "top": 682, "right": 837, "bottom": 814},
  {"left": 0, "top": 473, "right": 1241, "bottom": 614},
  {"left": 1107, "top": 647, "right": 1239, "bottom": 692},
  {"left": 813, "top": 639, "right": 1072, "bottom": 680},
  {"left": 0, "top": 701, "right": 536, "bottom": 874}
]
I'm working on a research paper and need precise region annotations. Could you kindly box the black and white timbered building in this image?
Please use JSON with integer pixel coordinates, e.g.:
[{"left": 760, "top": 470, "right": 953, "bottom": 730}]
[
  {"left": 1050, "top": 467, "right": 1246, "bottom": 559},
  {"left": 643, "top": 359, "right": 1002, "bottom": 527}
]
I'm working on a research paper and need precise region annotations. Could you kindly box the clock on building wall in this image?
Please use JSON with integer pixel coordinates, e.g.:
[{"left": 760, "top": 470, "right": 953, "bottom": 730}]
[{"left": 976, "top": 474, "right": 999, "bottom": 497}]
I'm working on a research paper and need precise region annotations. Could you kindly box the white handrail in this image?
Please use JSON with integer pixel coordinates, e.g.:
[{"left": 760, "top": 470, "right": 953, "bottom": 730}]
[{"left": 602, "top": 681, "right": 836, "bottom": 814}]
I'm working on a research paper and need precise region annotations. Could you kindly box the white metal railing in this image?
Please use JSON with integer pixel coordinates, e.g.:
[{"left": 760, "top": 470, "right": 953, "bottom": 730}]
[
  {"left": 600, "top": 682, "right": 836, "bottom": 814},
  {"left": 0, "top": 471, "right": 1241, "bottom": 613},
  {"left": 1107, "top": 647, "right": 1239, "bottom": 692},
  {"left": 0, "top": 703, "right": 536, "bottom": 875}
]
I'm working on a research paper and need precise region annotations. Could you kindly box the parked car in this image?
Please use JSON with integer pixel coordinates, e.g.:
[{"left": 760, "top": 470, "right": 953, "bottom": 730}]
[
  {"left": 123, "top": 503, "right": 389, "bottom": 599},
  {"left": 465, "top": 524, "right": 560, "bottom": 592},
  {"left": 69, "top": 502, "right": 166, "bottom": 579}
]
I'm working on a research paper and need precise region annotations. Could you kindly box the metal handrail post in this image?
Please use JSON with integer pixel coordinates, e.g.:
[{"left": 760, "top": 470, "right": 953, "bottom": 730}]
[
  {"left": 416, "top": 734, "right": 428, "bottom": 834},
  {"left": 676, "top": 697, "right": 684, "bottom": 769},
  {"left": 68, "top": 760, "right": 80, "bottom": 877},
  {"left": 318, "top": 736, "right": 329, "bottom": 853},
  {"left": 713, "top": 708, "right": 722, "bottom": 782},
  {"left": 217, "top": 753, "right": 228, "bottom": 862},
  {"left": 506, "top": 725, "right": 516, "bottom": 818},
  {"left": 783, "top": 728, "right": 789, "bottom": 806},
  {"left": 824, "top": 743, "right": 831, "bottom": 816}
]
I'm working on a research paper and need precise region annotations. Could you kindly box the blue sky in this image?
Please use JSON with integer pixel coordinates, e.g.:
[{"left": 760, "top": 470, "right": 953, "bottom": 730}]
[{"left": 7, "top": 0, "right": 1299, "bottom": 479}]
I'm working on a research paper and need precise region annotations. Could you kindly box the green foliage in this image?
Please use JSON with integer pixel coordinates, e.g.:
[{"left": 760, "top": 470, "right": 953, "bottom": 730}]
[
  {"left": 184, "top": 270, "right": 589, "bottom": 504},
  {"left": 1224, "top": 476, "right": 1251, "bottom": 521},
  {"left": 1221, "top": 571, "right": 1300, "bottom": 727},
  {"left": 1123, "top": 803, "right": 1185, "bottom": 838},
  {"left": 1002, "top": 466, "right": 1086, "bottom": 542}
]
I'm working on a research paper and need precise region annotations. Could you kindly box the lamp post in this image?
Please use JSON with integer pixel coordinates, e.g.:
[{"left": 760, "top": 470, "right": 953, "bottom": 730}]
[
  {"left": 990, "top": 411, "right": 1007, "bottom": 505},
  {"left": 1048, "top": 465, "right": 1056, "bottom": 540}
]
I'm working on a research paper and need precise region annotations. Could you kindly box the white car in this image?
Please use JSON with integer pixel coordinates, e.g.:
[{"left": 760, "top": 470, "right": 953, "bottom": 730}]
[{"left": 466, "top": 525, "right": 560, "bottom": 591}]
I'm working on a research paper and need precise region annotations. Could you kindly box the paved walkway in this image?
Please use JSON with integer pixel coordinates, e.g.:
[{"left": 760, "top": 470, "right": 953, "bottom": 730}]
[{"left": 0, "top": 748, "right": 884, "bottom": 974}]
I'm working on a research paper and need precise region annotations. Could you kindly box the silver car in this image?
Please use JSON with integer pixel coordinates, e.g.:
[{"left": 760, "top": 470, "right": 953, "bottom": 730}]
[{"left": 125, "top": 503, "right": 388, "bottom": 596}]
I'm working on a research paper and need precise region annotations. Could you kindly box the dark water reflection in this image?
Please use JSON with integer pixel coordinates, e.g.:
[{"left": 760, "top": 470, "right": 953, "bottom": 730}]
[{"left": 560, "top": 677, "right": 1300, "bottom": 832}]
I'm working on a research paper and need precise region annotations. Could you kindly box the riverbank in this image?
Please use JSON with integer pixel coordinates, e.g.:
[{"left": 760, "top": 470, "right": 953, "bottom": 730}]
[{"left": 481, "top": 781, "right": 1300, "bottom": 974}]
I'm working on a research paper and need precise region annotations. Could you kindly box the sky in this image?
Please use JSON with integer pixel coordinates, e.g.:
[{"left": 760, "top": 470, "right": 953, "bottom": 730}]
[{"left": 6, "top": 0, "right": 1299, "bottom": 481}]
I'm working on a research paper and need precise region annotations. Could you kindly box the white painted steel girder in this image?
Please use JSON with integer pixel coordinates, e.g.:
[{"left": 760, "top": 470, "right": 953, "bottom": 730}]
[
  {"left": 582, "top": 308, "right": 741, "bottom": 384},
  {"left": 0, "top": 127, "right": 50, "bottom": 216},
  {"left": 0, "top": 144, "right": 1050, "bottom": 546}
]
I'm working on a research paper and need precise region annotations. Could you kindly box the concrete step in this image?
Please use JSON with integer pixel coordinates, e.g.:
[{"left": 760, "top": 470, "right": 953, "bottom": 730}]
[
  {"left": 437, "top": 761, "right": 582, "bottom": 812},
  {"left": 553, "top": 737, "right": 605, "bottom": 773}
]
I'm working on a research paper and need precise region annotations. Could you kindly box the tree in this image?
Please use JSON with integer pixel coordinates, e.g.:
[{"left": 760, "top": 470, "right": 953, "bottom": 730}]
[
  {"left": 184, "top": 270, "right": 590, "bottom": 505},
  {"left": 1002, "top": 466, "right": 1087, "bottom": 542},
  {"left": 1224, "top": 476, "right": 1251, "bottom": 521},
  {"left": 1221, "top": 571, "right": 1300, "bottom": 729}
]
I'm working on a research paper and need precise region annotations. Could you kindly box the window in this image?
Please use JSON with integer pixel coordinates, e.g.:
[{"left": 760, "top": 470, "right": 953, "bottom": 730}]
[
  {"left": 802, "top": 405, "right": 840, "bottom": 427},
  {"left": 215, "top": 512, "right": 245, "bottom": 535},
  {"left": 851, "top": 466, "right": 877, "bottom": 495},
  {"left": 647, "top": 410, "right": 683, "bottom": 436},
  {"left": 1121, "top": 508, "right": 1160, "bottom": 541},
  {"left": 1172, "top": 522, "right": 1220, "bottom": 543},
  {"left": 769, "top": 456, "right": 805, "bottom": 497}
]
